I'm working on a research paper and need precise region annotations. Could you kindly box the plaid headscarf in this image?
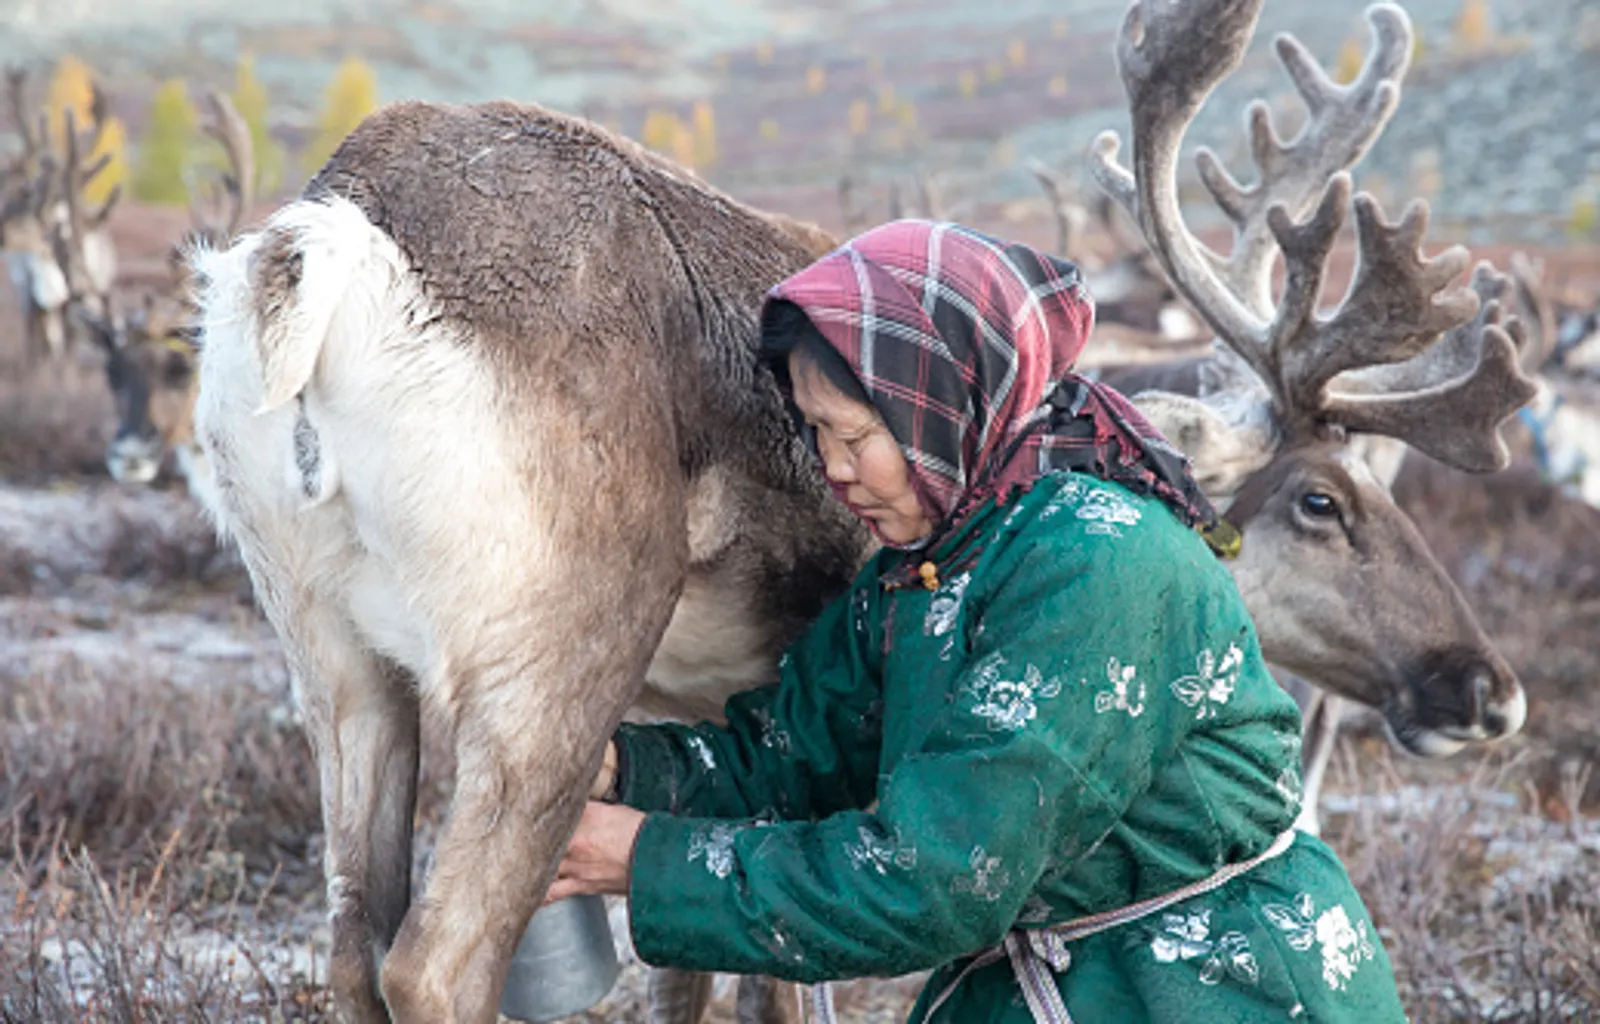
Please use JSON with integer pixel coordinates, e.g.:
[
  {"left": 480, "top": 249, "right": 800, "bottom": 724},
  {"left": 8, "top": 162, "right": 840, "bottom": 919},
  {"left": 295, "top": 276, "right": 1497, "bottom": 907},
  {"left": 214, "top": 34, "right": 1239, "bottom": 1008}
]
[{"left": 760, "top": 220, "right": 1216, "bottom": 551}]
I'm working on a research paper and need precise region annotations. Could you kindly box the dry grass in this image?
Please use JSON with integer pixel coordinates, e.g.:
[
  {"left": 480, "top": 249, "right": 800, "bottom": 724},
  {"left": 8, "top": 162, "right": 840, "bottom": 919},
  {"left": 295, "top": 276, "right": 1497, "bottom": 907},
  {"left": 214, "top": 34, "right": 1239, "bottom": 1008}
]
[
  {"left": 0, "top": 653, "right": 327, "bottom": 1019},
  {"left": 0, "top": 363, "right": 117, "bottom": 483},
  {"left": 1327, "top": 741, "right": 1600, "bottom": 1023},
  {"left": 1, "top": 846, "right": 332, "bottom": 1022},
  {"left": 1394, "top": 452, "right": 1600, "bottom": 686},
  {"left": 0, "top": 489, "right": 231, "bottom": 598},
  {"left": 0, "top": 660, "right": 320, "bottom": 881}
]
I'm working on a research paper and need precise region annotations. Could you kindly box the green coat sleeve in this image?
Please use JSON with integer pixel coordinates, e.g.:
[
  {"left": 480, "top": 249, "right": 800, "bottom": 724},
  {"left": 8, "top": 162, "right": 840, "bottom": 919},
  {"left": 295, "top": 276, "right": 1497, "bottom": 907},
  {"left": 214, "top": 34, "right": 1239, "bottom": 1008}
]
[
  {"left": 627, "top": 531, "right": 1195, "bottom": 983},
  {"left": 614, "top": 575, "right": 885, "bottom": 822}
]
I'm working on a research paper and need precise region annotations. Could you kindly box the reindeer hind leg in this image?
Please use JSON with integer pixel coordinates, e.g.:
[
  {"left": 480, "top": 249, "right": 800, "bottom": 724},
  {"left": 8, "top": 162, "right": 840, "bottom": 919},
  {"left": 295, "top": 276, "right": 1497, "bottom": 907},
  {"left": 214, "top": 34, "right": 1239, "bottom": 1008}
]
[{"left": 275, "top": 603, "right": 421, "bottom": 1023}]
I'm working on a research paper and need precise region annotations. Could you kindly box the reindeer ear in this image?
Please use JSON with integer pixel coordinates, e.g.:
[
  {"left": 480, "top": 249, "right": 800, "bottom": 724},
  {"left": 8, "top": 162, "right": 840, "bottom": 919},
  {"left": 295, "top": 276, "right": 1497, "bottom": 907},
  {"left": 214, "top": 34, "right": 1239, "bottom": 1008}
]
[{"left": 1132, "top": 390, "right": 1277, "bottom": 499}]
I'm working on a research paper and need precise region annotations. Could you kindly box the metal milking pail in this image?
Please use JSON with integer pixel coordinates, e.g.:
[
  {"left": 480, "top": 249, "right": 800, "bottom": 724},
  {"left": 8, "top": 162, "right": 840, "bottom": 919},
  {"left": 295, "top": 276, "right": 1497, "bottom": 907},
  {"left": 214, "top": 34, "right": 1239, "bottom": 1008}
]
[{"left": 498, "top": 894, "right": 620, "bottom": 1022}]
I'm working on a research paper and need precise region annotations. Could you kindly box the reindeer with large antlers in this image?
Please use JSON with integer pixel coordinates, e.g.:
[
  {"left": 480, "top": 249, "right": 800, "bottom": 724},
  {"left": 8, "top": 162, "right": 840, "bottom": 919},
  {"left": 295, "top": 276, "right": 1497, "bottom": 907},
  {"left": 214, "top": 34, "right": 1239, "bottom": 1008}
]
[
  {"left": 90, "top": 91, "right": 251, "bottom": 501},
  {"left": 0, "top": 68, "right": 120, "bottom": 362},
  {"left": 0, "top": 70, "right": 65, "bottom": 362},
  {"left": 1087, "top": 0, "right": 1535, "bottom": 830},
  {"left": 1503, "top": 253, "right": 1600, "bottom": 509}
]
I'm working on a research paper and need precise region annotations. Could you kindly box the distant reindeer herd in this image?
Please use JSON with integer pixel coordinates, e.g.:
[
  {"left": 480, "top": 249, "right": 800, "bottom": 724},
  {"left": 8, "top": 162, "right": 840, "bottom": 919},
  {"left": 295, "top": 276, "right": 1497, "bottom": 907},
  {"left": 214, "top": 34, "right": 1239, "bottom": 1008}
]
[{"left": 1, "top": 4, "right": 1599, "bottom": 1019}]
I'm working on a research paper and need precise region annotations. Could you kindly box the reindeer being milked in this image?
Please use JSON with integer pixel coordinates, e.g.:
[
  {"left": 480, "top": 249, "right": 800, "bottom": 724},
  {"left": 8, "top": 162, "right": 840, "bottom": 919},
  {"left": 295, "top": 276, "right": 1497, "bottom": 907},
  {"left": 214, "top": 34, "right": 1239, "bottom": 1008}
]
[{"left": 182, "top": 0, "right": 1529, "bottom": 1019}]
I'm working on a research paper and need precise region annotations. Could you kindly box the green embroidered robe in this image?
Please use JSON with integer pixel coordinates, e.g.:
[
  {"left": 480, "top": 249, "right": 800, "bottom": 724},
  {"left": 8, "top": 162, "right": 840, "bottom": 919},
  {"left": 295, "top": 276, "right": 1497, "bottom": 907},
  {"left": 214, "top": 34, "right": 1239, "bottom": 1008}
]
[{"left": 614, "top": 472, "right": 1406, "bottom": 1022}]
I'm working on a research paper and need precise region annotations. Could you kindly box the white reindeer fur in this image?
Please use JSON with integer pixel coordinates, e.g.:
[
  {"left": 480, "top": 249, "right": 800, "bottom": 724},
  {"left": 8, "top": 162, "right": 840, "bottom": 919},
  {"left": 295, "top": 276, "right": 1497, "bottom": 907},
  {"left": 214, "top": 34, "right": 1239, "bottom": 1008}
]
[
  {"left": 195, "top": 190, "right": 783, "bottom": 763},
  {"left": 193, "top": 195, "right": 558, "bottom": 711}
]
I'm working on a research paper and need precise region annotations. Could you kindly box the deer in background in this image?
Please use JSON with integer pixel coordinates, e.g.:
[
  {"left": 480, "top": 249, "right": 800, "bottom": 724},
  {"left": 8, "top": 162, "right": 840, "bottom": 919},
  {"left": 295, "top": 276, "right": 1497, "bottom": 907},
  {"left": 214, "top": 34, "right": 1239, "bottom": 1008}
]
[
  {"left": 184, "top": 4, "right": 1532, "bottom": 1022},
  {"left": 1030, "top": 158, "right": 1204, "bottom": 356},
  {"left": 1085, "top": 0, "right": 1535, "bottom": 831},
  {"left": 87, "top": 91, "right": 251, "bottom": 509},
  {"left": 1505, "top": 252, "right": 1600, "bottom": 509},
  {"left": 838, "top": 169, "right": 948, "bottom": 234},
  {"left": 0, "top": 67, "right": 120, "bottom": 363}
]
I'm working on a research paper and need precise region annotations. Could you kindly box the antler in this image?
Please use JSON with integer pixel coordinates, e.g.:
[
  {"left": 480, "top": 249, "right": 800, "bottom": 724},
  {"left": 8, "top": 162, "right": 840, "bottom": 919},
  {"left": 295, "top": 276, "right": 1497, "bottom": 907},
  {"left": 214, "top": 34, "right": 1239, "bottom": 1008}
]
[
  {"left": 838, "top": 175, "right": 868, "bottom": 234},
  {"left": 1506, "top": 251, "right": 1557, "bottom": 370},
  {"left": 2, "top": 69, "right": 39, "bottom": 178},
  {"left": 188, "top": 91, "right": 254, "bottom": 247},
  {"left": 1028, "top": 158, "right": 1090, "bottom": 260},
  {"left": 58, "top": 88, "right": 121, "bottom": 234},
  {"left": 884, "top": 171, "right": 945, "bottom": 222},
  {"left": 1328, "top": 261, "right": 1532, "bottom": 470},
  {"left": 1090, "top": 0, "right": 1534, "bottom": 472},
  {"left": 53, "top": 97, "right": 121, "bottom": 318},
  {"left": 0, "top": 69, "right": 49, "bottom": 230},
  {"left": 912, "top": 170, "right": 945, "bottom": 220}
]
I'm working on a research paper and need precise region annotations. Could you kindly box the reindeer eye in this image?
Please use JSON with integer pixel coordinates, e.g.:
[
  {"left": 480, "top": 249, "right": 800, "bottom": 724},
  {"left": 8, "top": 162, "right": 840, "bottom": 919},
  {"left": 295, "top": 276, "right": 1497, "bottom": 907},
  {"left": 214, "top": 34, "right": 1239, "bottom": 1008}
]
[
  {"left": 1300, "top": 492, "right": 1338, "bottom": 519},
  {"left": 163, "top": 350, "right": 194, "bottom": 387}
]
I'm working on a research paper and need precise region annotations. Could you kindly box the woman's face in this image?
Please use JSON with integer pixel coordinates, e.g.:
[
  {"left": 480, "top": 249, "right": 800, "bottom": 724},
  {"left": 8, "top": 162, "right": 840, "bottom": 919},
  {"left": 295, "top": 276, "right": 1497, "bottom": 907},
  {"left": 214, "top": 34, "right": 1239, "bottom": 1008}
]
[{"left": 789, "top": 352, "right": 933, "bottom": 546}]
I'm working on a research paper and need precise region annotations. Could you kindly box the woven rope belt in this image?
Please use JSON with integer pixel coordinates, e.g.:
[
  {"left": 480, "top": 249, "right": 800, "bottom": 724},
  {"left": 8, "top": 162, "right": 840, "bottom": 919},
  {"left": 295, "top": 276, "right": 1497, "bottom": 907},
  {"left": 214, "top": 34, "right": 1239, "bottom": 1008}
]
[{"left": 915, "top": 826, "right": 1299, "bottom": 1024}]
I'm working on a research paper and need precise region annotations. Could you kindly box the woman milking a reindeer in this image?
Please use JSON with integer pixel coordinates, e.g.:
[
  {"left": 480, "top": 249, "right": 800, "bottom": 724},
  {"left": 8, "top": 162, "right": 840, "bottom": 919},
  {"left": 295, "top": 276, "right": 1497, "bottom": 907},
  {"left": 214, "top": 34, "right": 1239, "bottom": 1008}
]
[{"left": 549, "top": 221, "right": 1406, "bottom": 1022}]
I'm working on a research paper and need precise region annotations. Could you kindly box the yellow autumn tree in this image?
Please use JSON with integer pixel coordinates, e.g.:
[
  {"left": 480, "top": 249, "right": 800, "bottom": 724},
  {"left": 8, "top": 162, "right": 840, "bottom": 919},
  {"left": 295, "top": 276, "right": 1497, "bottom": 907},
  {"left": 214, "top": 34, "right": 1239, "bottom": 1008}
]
[
  {"left": 642, "top": 109, "right": 680, "bottom": 152},
  {"left": 132, "top": 79, "right": 197, "bottom": 204},
  {"left": 691, "top": 99, "right": 716, "bottom": 167},
  {"left": 1455, "top": 0, "right": 1492, "bottom": 52},
  {"left": 1335, "top": 37, "right": 1364, "bottom": 84},
  {"left": 233, "top": 53, "right": 286, "bottom": 195},
  {"left": 304, "top": 57, "right": 378, "bottom": 174},
  {"left": 46, "top": 54, "right": 128, "bottom": 206},
  {"left": 847, "top": 99, "right": 869, "bottom": 136},
  {"left": 1569, "top": 192, "right": 1599, "bottom": 240},
  {"left": 640, "top": 109, "right": 700, "bottom": 168}
]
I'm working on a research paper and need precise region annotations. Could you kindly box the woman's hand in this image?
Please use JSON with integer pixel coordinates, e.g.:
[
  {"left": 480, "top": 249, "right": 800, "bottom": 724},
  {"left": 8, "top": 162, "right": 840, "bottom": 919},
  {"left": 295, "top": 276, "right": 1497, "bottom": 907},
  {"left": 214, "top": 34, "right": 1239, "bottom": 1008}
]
[{"left": 545, "top": 801, "right": 647, "bottom": 904}]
